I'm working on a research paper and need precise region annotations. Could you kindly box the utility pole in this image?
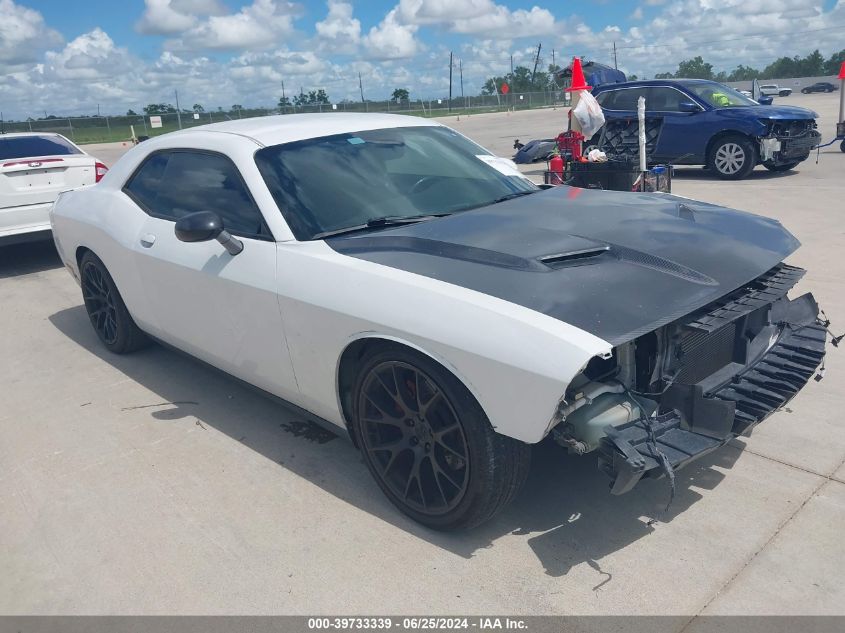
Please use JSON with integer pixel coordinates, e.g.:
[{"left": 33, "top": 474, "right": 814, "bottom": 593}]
[
  {"left": 97, "top": 103, "right": 100, "bottom": 116},
  {"left": 531, "top": 42, "right": 542, "bottom": 86},
  {"left": 510, "top": 54, "right": 514, "bottom": 78},
  {"left": 174, "top": 89, "right": 182, "bottom": 129},
  {"left": 448, "top": 51, "right": 453, "bottom": 113},
  {"left": 358, "top": 72, "right": 364, "bottom": 102},
  {"left": 613, "top": 41, "right": 618, "bottom": 70},
  {"left": 459, "top": 58, "right": 464, "bottom": 102},
  {"left": 281, "top": 80, "right": 286, "bottom": 111}
]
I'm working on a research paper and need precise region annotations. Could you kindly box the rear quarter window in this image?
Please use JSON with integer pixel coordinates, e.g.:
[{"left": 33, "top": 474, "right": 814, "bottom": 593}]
[{"left": 0, "top": 135, "right": 81, "bottom": 160}]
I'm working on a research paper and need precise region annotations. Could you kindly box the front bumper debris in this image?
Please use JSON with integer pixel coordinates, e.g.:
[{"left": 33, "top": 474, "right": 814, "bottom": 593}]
[{"left": 598, "top": 266, "right": 827, "bottom": 495}]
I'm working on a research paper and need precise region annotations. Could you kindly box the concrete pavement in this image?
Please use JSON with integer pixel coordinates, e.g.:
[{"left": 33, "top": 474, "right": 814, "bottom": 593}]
[{"left": 2, "top": 92, "right": 844, "bottom": 619}]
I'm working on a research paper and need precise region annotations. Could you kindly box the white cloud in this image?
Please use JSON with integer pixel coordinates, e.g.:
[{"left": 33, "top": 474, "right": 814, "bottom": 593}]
[
  {"left": 631, "top": 7, "right": 643, "bottom": 20},
  {"left": 315, "top": 0, "right": 361, "bottom": 53},
  {"left": 136, "top": 0, "right": 226, "bottom": 35},
  {"left": 396, "top": 0, "right": 492, "bottom": 24},
  {"left": 165, "top": 0, "right": 301, "bottom": 51},
  {"left": 451, "top": 6, "right": 557, "bottom": 37},
  {"left": 364, "top": 9, "right": 421, "bottom": 60},
  {"left": 0, "top": 0, "right": 63, "bottom": 72},
  {"left": 43, "top": 28, "right": 135, "bottom": 81}
]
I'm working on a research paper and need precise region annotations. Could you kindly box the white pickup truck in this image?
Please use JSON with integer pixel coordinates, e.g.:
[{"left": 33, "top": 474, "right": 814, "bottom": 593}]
[{"left": 760, "top": 84, "right": 792, "bottom": 97}]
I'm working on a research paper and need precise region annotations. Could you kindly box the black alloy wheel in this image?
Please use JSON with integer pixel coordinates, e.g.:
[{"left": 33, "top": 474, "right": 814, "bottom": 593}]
[
  {"left": 358, "top": 360, "right": 470, "bottom": 515},
  {"left": 80, "top": 251, "right": 149, "bottom": 354},
  {"left": 352, "top": 346, "right": 531, "bottom": 530}
]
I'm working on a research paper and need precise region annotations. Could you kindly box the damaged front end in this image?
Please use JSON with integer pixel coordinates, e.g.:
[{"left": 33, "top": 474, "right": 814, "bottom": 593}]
[
  {"left": 552, "top": 263, "right": 831, "bottom": 495},
  {"left": 758, "top": 119, "right": 822, "bottom": 165}
]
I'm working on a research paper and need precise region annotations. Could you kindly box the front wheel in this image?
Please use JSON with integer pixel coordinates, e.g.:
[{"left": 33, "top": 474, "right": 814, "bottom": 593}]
[
  {"left": 841, "top": 140, "right": 845, "bottom": 153},
  {"left": 352, "top": 346, "right": 531, "bottom": 530},
  {"left": 80, "top": 251, "right": 149, "bottom": 354},
  {"left": 708, "top": 135, "right": 756, "bottom": 180}
]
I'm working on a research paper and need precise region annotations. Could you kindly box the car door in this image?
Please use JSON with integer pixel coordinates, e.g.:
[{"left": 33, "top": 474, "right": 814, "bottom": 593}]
[
  {"left": 648, "top": 86, "right": 711, "bottom": 162},
  {"left": 123, "top": 148, "right": 298, "bottom": 399}
]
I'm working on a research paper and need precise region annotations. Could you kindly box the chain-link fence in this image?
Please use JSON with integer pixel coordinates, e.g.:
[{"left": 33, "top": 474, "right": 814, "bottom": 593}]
[{"left": 0, "top": 91, "right": 571, "bottom": 145}]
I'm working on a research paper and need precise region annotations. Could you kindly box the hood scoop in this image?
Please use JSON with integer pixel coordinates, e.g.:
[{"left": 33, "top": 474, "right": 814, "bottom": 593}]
[
  {"left": 539, "top": 246, "right": 611, "bottom": 269},
  {"left": 538, "top": 242, "right": 716, "bottom": 285}
]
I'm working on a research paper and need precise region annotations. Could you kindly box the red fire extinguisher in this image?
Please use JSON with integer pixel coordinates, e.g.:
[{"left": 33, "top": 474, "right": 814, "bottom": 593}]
[{"left": 548, "top": 152, "right": 564, "bottom": 185}]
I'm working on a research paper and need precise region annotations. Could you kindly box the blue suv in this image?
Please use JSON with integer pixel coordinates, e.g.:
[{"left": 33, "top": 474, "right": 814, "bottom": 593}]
[{"left": 590, "top": 79, "right": 820, "bottom": 179}]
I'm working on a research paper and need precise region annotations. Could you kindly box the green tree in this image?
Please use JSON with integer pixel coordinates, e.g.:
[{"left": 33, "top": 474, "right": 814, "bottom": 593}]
[
  {"left": 278, "top": 96, "right": 291, "bottom": 108},
  {"left": 481, "top": 65, "right": 550, "bottom": 95},
  {"left": 231, "top": 104, "right": 243, "bottom": 111},
  {"left": 192, "top": 103, "right": 204, "bottom": 113},
  {"left": 126, "top": 109, "right": 138, "bottom": 116},
  {"left": 293, "top": 89, "right": 331, "bottom": 107},
  {"left": 676, "top": 56, "right": 714, "bottom": 79},
  {"left": 727, "top": 65, "right": 760, "bottom": 81},
  {"left": 143, "top": 103, "right": 176, "bottom": 115},
  {"left": 824, "top": 49, "right": 845, "bottom": 75},
  {"left": 654, "top": 71, "right": 674, "bottom": 79},
  {"left": 391, "top": 88, "right": 409, "bottom": 101}
]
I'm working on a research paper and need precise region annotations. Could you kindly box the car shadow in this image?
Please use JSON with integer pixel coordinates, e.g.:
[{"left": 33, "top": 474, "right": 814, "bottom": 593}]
[
  {"left": 670, "top": 166, "right": 802, "bottom": 181},
  {"left": 0, "top": 239, "right": 63, "bottom": 279},
  {"left": 49, "top": 304, "right": 743, "bottom": 575}
]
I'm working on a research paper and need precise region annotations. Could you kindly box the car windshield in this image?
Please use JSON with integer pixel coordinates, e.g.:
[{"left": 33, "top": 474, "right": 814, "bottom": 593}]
[
  {"left": 0, "top": 135, "right": 81, "bottom": 160},
  {"left": 683, "top": 81, "right": 760, "bottom": 108},
  {"left": 254, "top": 125, "right": 537, "bottom": 240}
]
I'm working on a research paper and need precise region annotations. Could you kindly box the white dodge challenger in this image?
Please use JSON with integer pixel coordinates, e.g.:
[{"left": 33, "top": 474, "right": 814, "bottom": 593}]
[{"left": 51, "top": 113, "right": 828, "bottom": 529}]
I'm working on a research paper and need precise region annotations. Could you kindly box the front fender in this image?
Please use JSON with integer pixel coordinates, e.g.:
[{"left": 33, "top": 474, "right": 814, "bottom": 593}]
[{"left": 278, "top": 241, "right": 612, "bottom": 444}]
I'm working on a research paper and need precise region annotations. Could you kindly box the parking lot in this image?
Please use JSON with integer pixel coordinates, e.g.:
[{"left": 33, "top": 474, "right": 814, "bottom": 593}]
[{"left": 2, "top": 92, "right": 844, "bottom": 619}]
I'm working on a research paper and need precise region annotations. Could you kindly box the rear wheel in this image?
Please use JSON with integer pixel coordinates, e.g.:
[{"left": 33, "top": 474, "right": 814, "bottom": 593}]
[
  {"left": 708, "top": 135, "right": 756, "bottom": 180},
  {"left": 352, "top": 346, "right": 530, "bottom": 530},
  {"left": 80, "top": 251, "right": 149, "bottom": 354}
]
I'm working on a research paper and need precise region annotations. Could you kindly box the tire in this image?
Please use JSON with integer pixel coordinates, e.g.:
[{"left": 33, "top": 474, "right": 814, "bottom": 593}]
[
  {"left": 801, "top": 89, "right": 809, "bottom": 94},
  {"left": 840, "top": 140, "right": 845, "bottom": 154},
  {"left": 763, "top": 161, "right": 800, "bottom": 172},
  {"left": 79, "top": 251, "right": 149, "bottom": 354},
  {"left": 351, "top": 345, "right": 531, "bottom": 530},
  {"left": 708, "top": 134, "right": 756, "bottom": 180}
]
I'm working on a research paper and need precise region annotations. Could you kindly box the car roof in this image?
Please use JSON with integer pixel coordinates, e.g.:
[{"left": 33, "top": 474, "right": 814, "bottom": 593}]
[
  {"left": 0, "top": 132, "right": 68, "bottom": 139},
  {"left": 593, "top": 78, "right": 719, "bottom": 91},
  {"left": 169, "top": 112, "right": 441, "bottom": 147}
]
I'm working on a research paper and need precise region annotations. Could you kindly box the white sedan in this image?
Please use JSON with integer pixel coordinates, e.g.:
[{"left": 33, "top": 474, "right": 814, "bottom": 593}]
[
  {"left": 1, "top": 133, "right": 107, "bottom": 245},
  {"left": 50, "top": 114, "right": 827, "bottom": 529}
]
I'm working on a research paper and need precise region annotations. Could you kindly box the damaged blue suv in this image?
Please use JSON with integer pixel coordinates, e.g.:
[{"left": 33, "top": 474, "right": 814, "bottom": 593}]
[{"left": 591, "top": 79, "right": 821, "bottom": 180}]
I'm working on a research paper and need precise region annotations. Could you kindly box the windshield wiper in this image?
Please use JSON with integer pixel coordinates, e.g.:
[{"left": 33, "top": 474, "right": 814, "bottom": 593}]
[
  {"left": 311, "top": 213, "right": 451, "bottom": 240},
  {"left": 491, "top": 190, "right": 537, "bottom": 204}
]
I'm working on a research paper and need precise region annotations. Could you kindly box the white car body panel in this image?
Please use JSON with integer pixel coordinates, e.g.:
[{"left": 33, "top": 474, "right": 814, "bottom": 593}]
[
  {"left": 51, "top": 114, "right": 613, "bottom": 444},
  {"left": 1, "top": 133, "right": 97, "bottom": 239}
]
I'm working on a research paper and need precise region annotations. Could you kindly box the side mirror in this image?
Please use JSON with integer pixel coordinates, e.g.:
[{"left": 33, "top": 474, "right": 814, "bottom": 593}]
[
  {"left": 757, "top": 96, "right": 773, "bottom": 106},
  {"left": 174, "top": 211, "right": 243, "bottom": 255},
  {"left": 678, "top": 101, "right": 701, "bottom": 113}
]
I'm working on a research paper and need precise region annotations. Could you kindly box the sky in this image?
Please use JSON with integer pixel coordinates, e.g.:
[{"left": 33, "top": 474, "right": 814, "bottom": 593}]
[{"left": 1, "top": 0, "right": 844, "bottom": 119}]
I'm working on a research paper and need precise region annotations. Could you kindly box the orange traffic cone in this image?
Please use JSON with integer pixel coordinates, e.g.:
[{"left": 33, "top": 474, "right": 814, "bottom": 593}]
[{"left": 566, "top": 57, "right": 591, "bottom": 92}]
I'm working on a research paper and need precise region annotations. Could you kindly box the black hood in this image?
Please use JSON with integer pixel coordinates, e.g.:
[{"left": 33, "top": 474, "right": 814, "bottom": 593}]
[{"left": 327, "top": 186, "right": 800, "bottom": 344}]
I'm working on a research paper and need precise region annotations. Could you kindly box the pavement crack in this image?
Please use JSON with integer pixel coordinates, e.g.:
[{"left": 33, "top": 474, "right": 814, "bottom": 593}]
[{"left": 680, "top": 451, "right": 845, "bottom": 631}]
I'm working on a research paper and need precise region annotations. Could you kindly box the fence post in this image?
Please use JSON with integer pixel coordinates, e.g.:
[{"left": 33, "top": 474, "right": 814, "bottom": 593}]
[
  {"left": 68, "top": 118, "right": 74, "bottom": 141},
  {"left": 105, "top": 116, "right": 111, "bottom": 139},
  {"left": 28, "top": 120, "right": 33, "bottom": 132}
]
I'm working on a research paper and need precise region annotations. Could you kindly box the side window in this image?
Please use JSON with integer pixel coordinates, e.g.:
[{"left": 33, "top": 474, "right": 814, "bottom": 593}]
[
  {"left": 598, "top": 88, "right": 646, "bottom": 111},
  {"left": 124, "top": 151, "right": 269, "bottom": 238},
  {"left": 595, "top": 90, "right": 617, "bottom": 108},
  {"left": 646, "top": 87, "right": 684, "bottom": 111}
]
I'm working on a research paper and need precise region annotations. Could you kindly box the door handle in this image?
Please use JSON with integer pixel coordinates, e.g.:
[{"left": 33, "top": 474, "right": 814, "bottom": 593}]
[{"left": 140, "top": 233, "right": 156, "bottom": 248}]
